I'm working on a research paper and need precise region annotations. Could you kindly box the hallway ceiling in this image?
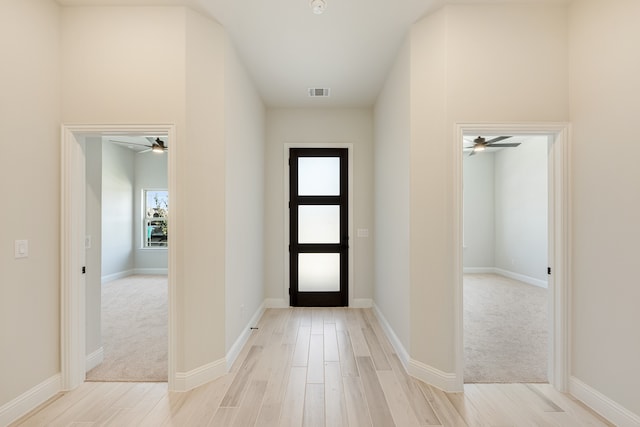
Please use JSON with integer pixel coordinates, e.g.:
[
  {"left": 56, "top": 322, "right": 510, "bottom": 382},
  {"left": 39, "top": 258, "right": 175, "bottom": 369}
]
[{"left": 55, "top": 0, "right": 569, "bottom": 108}]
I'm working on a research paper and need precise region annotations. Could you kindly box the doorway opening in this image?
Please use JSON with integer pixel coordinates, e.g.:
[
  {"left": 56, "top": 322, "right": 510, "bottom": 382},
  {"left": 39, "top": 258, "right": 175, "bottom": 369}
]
[
  {"left": 454, "top": 123, "right": 570, "bottom": 392},
  {"left": 462, "top": 134, "right": 550, "bottom": 383},
  {"left": 84, "top": 136, "right": 169, "bottom": 382},
  {"left": 61, "top": 124, "right": 177, "bottom": 391}
]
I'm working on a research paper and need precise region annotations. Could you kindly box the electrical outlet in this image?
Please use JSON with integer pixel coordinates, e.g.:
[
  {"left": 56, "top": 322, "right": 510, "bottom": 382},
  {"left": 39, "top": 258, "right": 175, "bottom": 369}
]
[{"left": 357, "top": 228, "right": 369, "bottom": 238}]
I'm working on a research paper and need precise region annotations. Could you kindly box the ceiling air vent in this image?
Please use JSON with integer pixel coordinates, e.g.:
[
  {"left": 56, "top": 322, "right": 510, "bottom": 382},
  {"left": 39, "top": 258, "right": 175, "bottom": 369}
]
[{"left": 308, "top": 88, "right": 330, "bottom": 97}]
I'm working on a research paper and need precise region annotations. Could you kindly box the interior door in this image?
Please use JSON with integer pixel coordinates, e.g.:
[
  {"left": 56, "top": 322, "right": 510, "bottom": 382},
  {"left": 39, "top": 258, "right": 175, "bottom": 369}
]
[{"left": 289, "top": 148, "right": 348, "bottom": 307}]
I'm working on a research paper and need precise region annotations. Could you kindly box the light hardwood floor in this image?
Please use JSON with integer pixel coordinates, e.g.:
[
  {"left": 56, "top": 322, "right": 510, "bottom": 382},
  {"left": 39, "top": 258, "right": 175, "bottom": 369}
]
[{"left": 12, "top": 308, "right": 613, "bottom": 427}]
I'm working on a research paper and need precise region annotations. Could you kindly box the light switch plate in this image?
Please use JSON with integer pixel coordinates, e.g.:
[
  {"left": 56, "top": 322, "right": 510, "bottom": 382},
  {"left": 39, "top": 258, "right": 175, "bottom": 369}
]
[
  {"left": 357, "top": 228, "right": 369, "bottom": 238},
  {"left": 15, "top": 240, "right": 28, "bottom": 258}
]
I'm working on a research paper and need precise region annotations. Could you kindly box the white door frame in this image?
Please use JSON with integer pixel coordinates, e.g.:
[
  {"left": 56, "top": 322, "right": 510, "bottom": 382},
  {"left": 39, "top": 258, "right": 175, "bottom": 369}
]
[
  {"left": 453, "top": 122, "right": 571, "bottom": 392},
  {"left": 61, "top": 124, "right": 177, "bottom": 390},
  {"left": 283, "top": 143, "right": 355, "bottom": 307}
]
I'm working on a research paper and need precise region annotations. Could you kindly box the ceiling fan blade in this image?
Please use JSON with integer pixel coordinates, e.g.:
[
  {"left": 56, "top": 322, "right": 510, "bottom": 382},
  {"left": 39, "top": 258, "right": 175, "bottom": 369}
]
[
  {"left": 109, "top": 139, "right": 151, "bottom": 147},
  {"left": 139, "top": 148, "right": 152, "bottom": 154},
  {"left": 485, "top": 136, "right": 511, "bottom": 145},
  {"left": 487, "top": 143, "right": 521, "bottom": 148},
  {"left": 468, "top": 149, "right": 476, "bottom": 157}
]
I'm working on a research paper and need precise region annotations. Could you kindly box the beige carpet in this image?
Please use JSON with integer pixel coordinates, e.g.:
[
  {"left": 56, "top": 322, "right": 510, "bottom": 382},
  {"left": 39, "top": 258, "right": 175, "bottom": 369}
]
[
  {"left": 464, "top": 273, "right": 548, "bottom": 383},
  {"left": 86, "top": 275, "right": 168, "bottom": 382}
]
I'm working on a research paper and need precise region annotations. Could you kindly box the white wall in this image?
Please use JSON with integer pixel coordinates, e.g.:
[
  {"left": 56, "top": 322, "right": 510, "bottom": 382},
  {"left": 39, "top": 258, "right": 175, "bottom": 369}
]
[
  {"left": 463, "top": 153, "right": 495, "bottom": 269},
  {"left": 224, "top": 38, "right": 266, "bottom": 353},
  {"left": 373, "top": 37, "right": 411, "bottom": 352},
  {"left": 0, "top": 0, "right": 61, "bottom": 409},
  {"left": 407, "top": 3, "right": 568, "bottom": 374},
  {"left": 61, "top": 7, "right": 186, "bottom": 125},
  {"left": 134, "top": 150, "right": 169, "bottom": 272},
  {"left": 264, "top": 108, "right": 374, "bottom": 305},
  {"left": 101, "top": 142, "right": 135, "bottom": 278},
  {"left": 181, "top": 7, "right": 227, "bottom": 371},
  {"left": 409, "top": 6, "right": 451, "bottom": 372},
  {"left": 494, "top": 139, "right": 548, "bottom": 282},
  {"left": 570, "top": 0, "right": 640, "bottom": 417},
  {"left": 61, "top": 5, "right": 230, "bottom": 374},
  {"left": 85, "top": 138, "right": 103, "bottom": 357},
  {"left": 463, "top": 138, "right": 548, "bottom": 285}
]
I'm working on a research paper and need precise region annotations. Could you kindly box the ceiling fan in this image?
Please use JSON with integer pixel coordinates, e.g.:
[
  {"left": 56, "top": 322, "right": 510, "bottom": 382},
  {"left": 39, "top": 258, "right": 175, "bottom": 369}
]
[
  {"left": 109, "top": 137, "right": 168, "bottom": 154},
  {"left": 464, "top": 136, "right": 520, "bottom": 156}
]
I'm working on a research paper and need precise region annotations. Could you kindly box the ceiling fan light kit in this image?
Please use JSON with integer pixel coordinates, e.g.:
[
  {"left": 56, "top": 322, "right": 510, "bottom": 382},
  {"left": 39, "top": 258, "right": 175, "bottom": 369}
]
[
  {"left": 151, "top": 138, "right": 166, "bottom": 153},
  {"left": 310, "top": 0, "right": 326, "bottom": 15}
]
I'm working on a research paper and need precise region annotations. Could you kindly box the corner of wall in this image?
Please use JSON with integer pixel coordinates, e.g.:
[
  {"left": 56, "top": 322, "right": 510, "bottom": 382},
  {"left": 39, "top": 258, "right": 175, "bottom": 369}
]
[
  {"left": 372, "top": 303, "right": 461, "bottom": 393},
  {"left": 174, "top": 360, "right": 227, "bottom": 393}
]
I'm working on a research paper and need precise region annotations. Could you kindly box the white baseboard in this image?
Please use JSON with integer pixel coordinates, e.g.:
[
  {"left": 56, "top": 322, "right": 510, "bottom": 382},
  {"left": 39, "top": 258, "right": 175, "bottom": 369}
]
[
  {"left": 226, "top": 302, "right": 266, "bottom": 371},
  {"left": 0, "top": 374, "right": 61, "bottom": 426},
  {"left": 85, "top": 347, "right": 104, "bottom": 372},
  {"left": 494, "top": 268, "right": 548, "bottom": 289},
  {"left": 351, "top": 298, "right": 373, "bottom": 308},
  {"left": 264, "top": 298, "right": 289, "bottom": 308},
  {"left": 372, "top": 303, "right": 410, "bottom": 367},
  {"left": 101, "top": 269, "right": 168, "bottom": 284},
  {"left": 463, "top": 267, "right": 548, "bottom": 289},
  {"left": 101, "top": 270, "right": 133, "bottom": 284},
  {"left": 174, "top": 359, "right": 227, "bottom": 392},
  {"left": 463, "top": 267, "right": 495, "bottom": 274},
  {"left": 133, "top": 268, "right": 168, "bottom": 276},
  {"left": 408, "top": 359, "right": 460, "bottom": 393},
  {"left": 569, "top": 376, "right": 640, "bottom": 427}
]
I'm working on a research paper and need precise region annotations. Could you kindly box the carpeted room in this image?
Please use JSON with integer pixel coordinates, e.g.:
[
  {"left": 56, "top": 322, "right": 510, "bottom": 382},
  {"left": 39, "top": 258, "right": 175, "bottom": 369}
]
[
  {"left": 462, "top": 135, "right": 550, "bottom": 383},
  {"left": 84, "top": 138, "right": 169, "bottom": 382}
]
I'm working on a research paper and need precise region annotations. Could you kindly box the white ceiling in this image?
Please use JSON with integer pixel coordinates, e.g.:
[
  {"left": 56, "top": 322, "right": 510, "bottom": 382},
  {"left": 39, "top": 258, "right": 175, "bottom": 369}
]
[{"left": 55, "top": 0, "right": 569, "bottom": 108}]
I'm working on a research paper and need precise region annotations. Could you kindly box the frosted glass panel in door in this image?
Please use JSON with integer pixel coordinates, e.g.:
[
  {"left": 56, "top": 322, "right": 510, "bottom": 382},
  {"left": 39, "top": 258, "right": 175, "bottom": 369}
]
[
  {"left": 298, "top": 253, "right": 340, "bottom": 292},
  {"left": 298, "top": 205, "right": 340, "bottom": 244},
  {"left": 298, "top": 157, "right": 340, "bottom": 195}
]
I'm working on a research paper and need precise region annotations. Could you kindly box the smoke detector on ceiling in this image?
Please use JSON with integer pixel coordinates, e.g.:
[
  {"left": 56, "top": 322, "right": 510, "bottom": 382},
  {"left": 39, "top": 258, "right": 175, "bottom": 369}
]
[
  {"left": 308, "top": 88, "right": 330, "bottom": 97},
  {"left": 310, "top": 0, "right": 327, "bottom": 15}
]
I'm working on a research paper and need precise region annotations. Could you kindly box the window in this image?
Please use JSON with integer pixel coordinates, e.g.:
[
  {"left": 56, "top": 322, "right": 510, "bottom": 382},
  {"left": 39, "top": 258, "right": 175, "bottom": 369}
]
[{"left": 144, "top": 190, "right": 168, "bottom": 248}]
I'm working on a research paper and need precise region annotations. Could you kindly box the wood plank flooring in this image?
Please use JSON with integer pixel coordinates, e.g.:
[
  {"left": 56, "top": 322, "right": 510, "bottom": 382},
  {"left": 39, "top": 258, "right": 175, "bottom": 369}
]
[{"left": 11, "top": 308, "right": 613, "bottom": 427}]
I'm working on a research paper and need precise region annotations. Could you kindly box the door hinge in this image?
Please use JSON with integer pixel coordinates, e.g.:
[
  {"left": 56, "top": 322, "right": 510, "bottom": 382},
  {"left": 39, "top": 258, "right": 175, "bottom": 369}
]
[
  {"left": 82, "top": 266, "right": 86, "bottom": 274},
  {"left": 547, "top": 267, "right": 551, "bottom": 275}
]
